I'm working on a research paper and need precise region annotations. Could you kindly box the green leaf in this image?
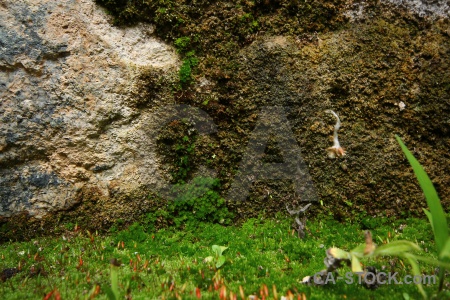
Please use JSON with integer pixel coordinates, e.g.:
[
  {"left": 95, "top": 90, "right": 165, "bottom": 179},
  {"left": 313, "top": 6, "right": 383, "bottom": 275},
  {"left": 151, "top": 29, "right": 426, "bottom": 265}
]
[
  {"left": 423, "top": 208, "right": 433, "bottom": 232},
  {"left": 406, "top": 254, "right": 450, "bottom": 269},
  {"left": 103, "top": 286, "right": 116, "bottom": 300},
  {"left": 212, "top": 245, "right": 228, "bottom": 256},
  {"left": 104, "top": 266, "right": 119, "bottom": 300},
  {"left": 111, "top": 266, "right": 119, "bottom": 300},
  {"left": 85, "top": 285, "right": 99, "bottom": 300},
  {"left": 440, "top": 237, "right": 450, "bottom": 260},
  {"left": 403, "top": 253, "right": 427, "bottom": 299},
  {"left": 350, "top": 244, "right": 366, "bottom": 258},
  {"left": 374, "top": 240, "right": 421, "bottom": 256},
  {"left": 350, "top": 254, "right": 363, "bottom": 272},
  {"left": 396, "top": 136, "right": 449, "bottom": 255},
  {"left": 216, "top": 255, "right": 226, "bottom": 268}
]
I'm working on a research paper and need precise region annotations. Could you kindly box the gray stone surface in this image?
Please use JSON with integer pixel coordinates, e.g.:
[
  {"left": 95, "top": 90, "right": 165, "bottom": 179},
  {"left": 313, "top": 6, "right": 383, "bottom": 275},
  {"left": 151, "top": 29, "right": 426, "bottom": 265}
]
[
  {"left": 384, "top": 0, "right": 449, "bottom": 18},
  {"left": 345, "top": 0, "right": 449, "bottom": 22},
  {"left": 0, "top": 0, "right": 178, "bottom": 217}
]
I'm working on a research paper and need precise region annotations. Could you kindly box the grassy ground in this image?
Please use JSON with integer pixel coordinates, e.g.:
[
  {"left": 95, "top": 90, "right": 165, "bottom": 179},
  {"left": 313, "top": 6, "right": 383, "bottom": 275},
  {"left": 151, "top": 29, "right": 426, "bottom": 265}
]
[{"left": 0, "top": 214, "right": 443, "bottom": 299}]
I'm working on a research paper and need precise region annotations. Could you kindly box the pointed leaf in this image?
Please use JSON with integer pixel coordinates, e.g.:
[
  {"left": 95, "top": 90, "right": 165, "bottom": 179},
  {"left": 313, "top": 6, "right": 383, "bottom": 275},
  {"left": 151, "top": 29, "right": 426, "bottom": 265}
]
[
  {"left": 103, "top": 286, "right": 117, "bottom": 300},
  {"left": 407, "top": 254, "right": 450, "bottom": 269},
  {"left": 110, "top": 267, "right": 119, "bottom": 300},
  {"left": 423, "top": 208, "right": 433, "bottom": 232},
  {"left": 440, "top": 237, "right": 450, "bottom": 260},
  {"left": 212, "top": 245, "right": 228, "bottom": 256},
  {"left": 216, "top": 255, "right": 226, "bottom": 268},
  {"left": 104, "top": 267, "right": 119, "bottom": 300},
  {"left": 403, "top": 253, "right": 427, "bottom": 299},
  {"left": 374, "top": 240, "right": 421, "bottom": 256},
  {"left": 396, "top": 136, "right": 449, "bottom": 255},
  {"left": 351, "top": 254, "right": 363, "bottom": 273}
]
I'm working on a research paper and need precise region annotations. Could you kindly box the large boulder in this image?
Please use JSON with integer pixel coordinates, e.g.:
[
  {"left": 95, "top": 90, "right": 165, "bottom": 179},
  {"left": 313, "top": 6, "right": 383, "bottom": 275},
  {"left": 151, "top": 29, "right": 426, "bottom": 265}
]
[{"left": 0, "top": 0, "right": 178, "bottom": 218}]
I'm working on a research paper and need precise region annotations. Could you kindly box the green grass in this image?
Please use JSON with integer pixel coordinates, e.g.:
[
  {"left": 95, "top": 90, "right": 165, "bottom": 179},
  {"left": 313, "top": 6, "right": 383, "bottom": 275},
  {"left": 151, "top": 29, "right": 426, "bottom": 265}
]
[{"left": 0, "top": 215, "right": 442, "bottom": 299}]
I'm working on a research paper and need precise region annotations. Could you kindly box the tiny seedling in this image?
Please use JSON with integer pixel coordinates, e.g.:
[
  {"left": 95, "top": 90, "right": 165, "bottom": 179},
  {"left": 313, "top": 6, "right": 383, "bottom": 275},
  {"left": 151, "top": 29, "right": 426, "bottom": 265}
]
[{"left": 203, "top": 245, "right": 228, "bottom": 269}]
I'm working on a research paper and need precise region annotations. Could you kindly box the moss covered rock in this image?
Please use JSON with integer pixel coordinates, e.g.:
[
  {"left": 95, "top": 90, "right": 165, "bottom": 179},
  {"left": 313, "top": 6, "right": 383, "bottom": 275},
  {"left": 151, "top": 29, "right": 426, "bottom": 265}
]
[{"left": 2, "top": 0, "right": 449, "bottom": 240}]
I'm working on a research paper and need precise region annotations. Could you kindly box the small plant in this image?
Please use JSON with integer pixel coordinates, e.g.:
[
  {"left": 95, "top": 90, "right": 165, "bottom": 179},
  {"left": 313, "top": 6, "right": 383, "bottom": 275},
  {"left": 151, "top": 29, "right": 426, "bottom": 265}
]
[
  {"left": 173, "top": 36, "right": 199, "bottom": 86},
  {"left": 179, "top": 51, "right": 199, "bottom": 86},
  {"left": 64, "top": 222, "right": 75, "bottom": 231},
  {"left": 174, "top": 36, "right": 191, "bottom": 53},
  {"left": 240, "top": 13, "right": 259, "bottom": 33},
  {"left": 305, "top": 136, "right": 450, "bottom": 299},
  {"left": 115, "top": 222, "right": 147, "bottom": 243},
  {"left": 396, "top": 135, "right": 450, "bottom": 297},
  {"left": 167, "top": 177, "right": 234, "bottom": 227},
  {"left": 156, "top": 120, "right": 199, "bottom": 183},
  {"left": 179, "top": 60, "right": 193, "bottom": 85},
  {"left": 304, "top": 229, "right": 450, "bottom": 299},
  {"left": 204, "top": 245, "right": 228, "bottom": 269},
  {"left": 173, "top": 135, "right": 196, "bottom": 182}
]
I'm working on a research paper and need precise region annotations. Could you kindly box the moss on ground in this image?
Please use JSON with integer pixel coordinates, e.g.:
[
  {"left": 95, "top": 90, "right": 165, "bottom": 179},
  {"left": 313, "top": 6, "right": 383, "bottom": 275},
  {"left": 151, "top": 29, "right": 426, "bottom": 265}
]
[{"left": 0, "top": 215, "right": 443, "bottom": 299}]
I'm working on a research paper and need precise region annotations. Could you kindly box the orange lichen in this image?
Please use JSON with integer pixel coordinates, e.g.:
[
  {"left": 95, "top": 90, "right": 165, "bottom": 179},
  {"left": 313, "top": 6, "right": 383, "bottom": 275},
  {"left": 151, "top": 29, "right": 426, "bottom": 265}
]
[{"left": 326, "top": 145, "right": 346, "bottom": 158}]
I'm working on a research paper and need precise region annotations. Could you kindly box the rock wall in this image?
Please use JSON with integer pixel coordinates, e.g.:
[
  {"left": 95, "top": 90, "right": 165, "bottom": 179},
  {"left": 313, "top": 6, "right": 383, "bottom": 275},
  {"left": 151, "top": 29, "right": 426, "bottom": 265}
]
[
  {"left": 1, "top": 0, "right": 449, "bottom": 237},
  {"left": 0, "top": 0, "right": 178, "bottom": 218}
]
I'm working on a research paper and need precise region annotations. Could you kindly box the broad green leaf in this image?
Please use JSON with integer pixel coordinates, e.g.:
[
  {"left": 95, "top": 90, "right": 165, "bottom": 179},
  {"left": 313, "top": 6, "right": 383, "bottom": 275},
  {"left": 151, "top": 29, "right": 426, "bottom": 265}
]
[
  {"left": 212, "top": 245, "right": 228, "bottom": 256},
  {"left": 440, "top": 237, "right": 450, "bottom": 260},
  {"left": 374, "top": 240, "right": 421, "bottom": 256},
  {"left": 396, "top": 136, "right": 449, "bottom": 255},
  {"left": 403, "top": 253, "right": 427, "bottom": 299},
  {"left": 350, "top": 254, "right": 363, "bottom": 273},
  {"left": 219, "top": 246, "right": 228, "bottom": 255},
  {"left": 216, "top": 255, "right": 226, "bottom": 268},
  {"left": 329, "top": 247, "right": 350, "bottom": 260}
]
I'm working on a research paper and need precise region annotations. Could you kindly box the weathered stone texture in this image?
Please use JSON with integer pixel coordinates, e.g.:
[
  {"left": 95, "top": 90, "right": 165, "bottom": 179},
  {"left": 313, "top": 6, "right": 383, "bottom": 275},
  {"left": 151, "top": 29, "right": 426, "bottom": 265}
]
[
  {"left": 1, "top": 0, "right": 449, "bottom": 225},
  {"left": 0, "top": 0, "right": 178, "bottom": 217},
  {"left": 385, "top": 0, "right": 449, "bottom": 19}
]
